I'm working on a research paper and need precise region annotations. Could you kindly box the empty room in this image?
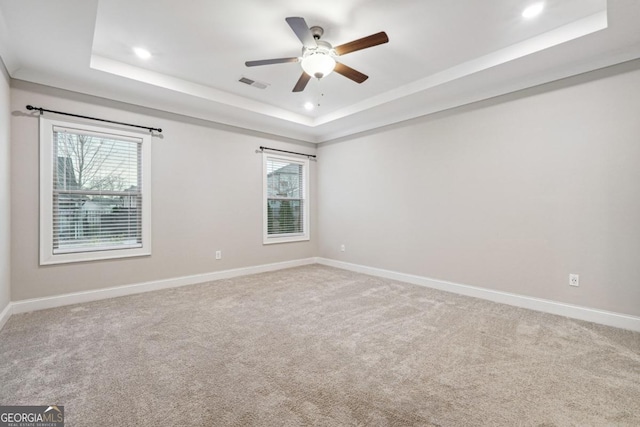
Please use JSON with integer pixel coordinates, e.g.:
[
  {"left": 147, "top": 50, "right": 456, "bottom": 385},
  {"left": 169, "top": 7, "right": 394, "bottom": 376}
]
[{"left": 1, "top": 0, "right": 639, "bottom": 425}]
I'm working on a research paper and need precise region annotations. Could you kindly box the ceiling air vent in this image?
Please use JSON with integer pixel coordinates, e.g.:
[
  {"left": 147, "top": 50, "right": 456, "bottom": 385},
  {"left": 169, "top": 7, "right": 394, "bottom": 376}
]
[{"left": 239, "top": 77, "right": 269, "bottom": 90}]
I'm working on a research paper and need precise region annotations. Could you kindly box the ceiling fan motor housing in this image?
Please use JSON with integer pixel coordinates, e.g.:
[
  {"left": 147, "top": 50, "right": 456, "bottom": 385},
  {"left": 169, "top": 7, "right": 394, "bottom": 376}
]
[{"left": 310, "top": 26, "right": 324, "bottom": 40}]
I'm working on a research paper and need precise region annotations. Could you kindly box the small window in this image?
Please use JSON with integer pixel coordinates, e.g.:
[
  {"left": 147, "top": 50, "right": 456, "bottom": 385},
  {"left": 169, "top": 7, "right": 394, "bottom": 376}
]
[
  {"left": 263, "top": 153, "right": 309, "bottom": 244},
  {"left": 39, "top": 117, "right": 151, "bottom": 264}
]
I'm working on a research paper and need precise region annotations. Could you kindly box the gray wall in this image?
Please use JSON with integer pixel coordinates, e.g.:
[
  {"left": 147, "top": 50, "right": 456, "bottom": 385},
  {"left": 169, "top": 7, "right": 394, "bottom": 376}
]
[
  {"left": 10, "top": 80, "right": 317, "bottom": 300},
  {"left": 0, "top": 61, "right": 10, "bottom": 312},
  {"left": 7, "top": 61, "right": 640, "bottom": 319},
  {"left": 317, "top": 60, "right": 640, "bottom": 317}
]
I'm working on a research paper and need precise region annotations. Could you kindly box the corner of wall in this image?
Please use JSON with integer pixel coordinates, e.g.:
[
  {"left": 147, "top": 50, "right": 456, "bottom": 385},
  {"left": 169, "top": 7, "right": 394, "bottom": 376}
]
[{"left": 0, "top": 54, "right": 12, "bottom": 327}]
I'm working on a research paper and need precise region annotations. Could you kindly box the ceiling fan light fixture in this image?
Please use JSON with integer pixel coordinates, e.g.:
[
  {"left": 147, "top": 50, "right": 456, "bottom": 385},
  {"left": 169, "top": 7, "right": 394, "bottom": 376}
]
[{"left": 301, "top": 52, "right": 336, "bottom": 79}]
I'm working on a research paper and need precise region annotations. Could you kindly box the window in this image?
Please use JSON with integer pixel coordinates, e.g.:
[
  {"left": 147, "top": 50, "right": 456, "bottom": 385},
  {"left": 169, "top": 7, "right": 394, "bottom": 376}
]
[
  {"left": 263, "top": 153, "right": 309, "bottom": 244},
  {"left": 39, "top": 117, "right": 151, "bottom": 264}
]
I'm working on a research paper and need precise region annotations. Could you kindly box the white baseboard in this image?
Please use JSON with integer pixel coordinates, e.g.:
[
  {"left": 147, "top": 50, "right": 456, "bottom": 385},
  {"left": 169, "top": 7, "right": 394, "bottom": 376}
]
[
  {"left": 9, "top": 258, "right": 316, "bottom": 317},
  {"left": 0, "top": 301, "right": 12, "bottom": 331},
  {"left": 4, "top": 257, "right": 639, "bottom": 333},
  {"left": 317, "top": 258, "right": 640, "bottom": 332}
]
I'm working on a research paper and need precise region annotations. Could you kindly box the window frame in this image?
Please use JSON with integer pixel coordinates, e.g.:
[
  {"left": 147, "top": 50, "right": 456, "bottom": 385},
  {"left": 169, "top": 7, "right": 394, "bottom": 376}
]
[
  {"left": 262, "top": 152, "right": 310, "bottom": 245},
  {"left": 39, "top": 117, "right": 152, "bottom": 265}
]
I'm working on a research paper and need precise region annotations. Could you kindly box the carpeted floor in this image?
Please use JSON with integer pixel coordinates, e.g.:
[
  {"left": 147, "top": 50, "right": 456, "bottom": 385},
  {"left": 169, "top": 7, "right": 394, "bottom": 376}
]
[{"left": 1, "top": 265, "right": 639, "bottom": 426}]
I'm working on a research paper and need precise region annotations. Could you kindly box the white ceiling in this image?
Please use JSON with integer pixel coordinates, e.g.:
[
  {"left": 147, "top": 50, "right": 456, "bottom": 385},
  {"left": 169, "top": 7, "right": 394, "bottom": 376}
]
[{"left": 1, "top": 0, "right": 639, "bottom": 143}]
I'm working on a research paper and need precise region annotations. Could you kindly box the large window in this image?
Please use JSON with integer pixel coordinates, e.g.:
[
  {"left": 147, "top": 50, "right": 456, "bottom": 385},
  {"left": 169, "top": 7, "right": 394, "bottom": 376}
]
[
  {"left": 40, "top": 118, "right": 151, "bottom": 264},
  {"left": 263, "top": 153, "right": 309, "bottom": 244}
]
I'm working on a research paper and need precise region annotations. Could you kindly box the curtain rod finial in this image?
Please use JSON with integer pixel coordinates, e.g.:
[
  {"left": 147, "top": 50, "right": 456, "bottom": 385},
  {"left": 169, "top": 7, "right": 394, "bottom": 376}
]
[{"left": 26, "top": 105, "right": 43, "bottom": 115}]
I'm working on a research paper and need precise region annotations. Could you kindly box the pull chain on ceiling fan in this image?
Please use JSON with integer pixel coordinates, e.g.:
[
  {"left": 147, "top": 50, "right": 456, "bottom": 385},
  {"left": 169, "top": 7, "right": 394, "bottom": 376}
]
[{"left": 245, "top": 17, "right": 389, "bottom": 92}]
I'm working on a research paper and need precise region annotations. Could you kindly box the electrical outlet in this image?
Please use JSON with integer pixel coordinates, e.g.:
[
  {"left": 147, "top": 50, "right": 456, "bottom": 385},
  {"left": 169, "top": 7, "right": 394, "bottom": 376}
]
[
  {"left": 215, "top": 250, "right": 222, "bottom": 260},
  {"left": 340, "top": 244, "right": 345, "bottom": 252},
  {"left": 569, "top": 274, "right": 579, "bottom": 287}
]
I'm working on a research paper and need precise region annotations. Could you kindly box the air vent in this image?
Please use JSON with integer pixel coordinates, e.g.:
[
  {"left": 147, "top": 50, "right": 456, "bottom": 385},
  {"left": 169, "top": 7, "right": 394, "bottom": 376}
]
[{"left": 239, "top": 76, "right": 269, "bottom": 90}]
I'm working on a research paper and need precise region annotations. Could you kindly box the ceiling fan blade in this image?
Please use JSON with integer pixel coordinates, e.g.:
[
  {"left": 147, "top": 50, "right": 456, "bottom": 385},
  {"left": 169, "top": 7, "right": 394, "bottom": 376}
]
[
  {"left": 286, "top": 17, "right": 317, "bottom": 47},
  {"left": 245, "top": 57, "right": 299, "bottom": 67},
  {"left": 292, "top": 72, "right": 312, "bottom": 92},
  {"left": 334, "top": 31, "right": 389, "bottom": 56},
  {"left": 334, "top": 62, "right": 368, "bottom": 84}
]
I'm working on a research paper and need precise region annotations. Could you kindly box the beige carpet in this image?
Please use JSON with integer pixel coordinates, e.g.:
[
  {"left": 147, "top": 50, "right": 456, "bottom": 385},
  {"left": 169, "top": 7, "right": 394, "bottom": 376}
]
[{"left": 1, "top": 265, "right": 639, "bottom": 426}]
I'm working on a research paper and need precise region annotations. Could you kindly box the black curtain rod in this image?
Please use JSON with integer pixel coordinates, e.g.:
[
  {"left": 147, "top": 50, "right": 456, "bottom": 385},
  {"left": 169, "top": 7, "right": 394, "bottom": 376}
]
[
  {"left": 26, "top": 105, "right": 162, "bottom": 133},
  {"left": 259, "top": 146, "right": 316, "bottom": 159}
]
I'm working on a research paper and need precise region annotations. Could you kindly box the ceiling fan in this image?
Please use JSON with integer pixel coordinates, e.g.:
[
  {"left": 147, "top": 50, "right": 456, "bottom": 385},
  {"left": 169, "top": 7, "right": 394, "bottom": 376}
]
[{"left": 245, "top": 17, "right": 389, "bottom": 92}]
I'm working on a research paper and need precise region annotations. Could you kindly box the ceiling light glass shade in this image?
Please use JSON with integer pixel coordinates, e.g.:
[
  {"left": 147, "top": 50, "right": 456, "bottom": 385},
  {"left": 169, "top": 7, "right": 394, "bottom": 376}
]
[{"left": 301, "top": 53, "right": 336, "bottom": 79}]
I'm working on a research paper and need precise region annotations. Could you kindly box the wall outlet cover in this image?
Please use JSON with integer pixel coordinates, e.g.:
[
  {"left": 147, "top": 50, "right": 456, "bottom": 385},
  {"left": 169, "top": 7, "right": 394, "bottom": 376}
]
[{"left": 569, "top": 274, "right": 579, "bottom": 287}]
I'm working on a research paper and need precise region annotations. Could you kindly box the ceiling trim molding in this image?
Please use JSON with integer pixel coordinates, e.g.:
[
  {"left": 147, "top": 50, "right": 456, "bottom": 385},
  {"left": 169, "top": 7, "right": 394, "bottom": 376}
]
[
  {"left": 90, "top": 54, "right": 315, "bottom": 127},
  {"left": 89, "top": 11, "right": 606, "bottom": 131},
  {"left": 313, "top": 11, "right": 608, "bottom": 127}
]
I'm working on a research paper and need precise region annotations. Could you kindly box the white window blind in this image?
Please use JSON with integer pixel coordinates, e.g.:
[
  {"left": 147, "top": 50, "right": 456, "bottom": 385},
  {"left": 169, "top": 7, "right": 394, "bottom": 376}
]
[
  {"left": 40, "top": 118, "right": 151, "bottom": 264},
  {"left": 263, "top": 153, "right": 309, "bottom": 243}
]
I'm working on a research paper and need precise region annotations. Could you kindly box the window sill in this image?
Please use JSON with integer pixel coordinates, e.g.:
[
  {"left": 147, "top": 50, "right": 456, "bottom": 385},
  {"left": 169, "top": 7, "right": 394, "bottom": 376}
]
[
  {"left": 40, "top": 248, "right": 151, "bottom": 265},
  {"left": 263, "top": 234, "right": 310, "bottom": 245}
]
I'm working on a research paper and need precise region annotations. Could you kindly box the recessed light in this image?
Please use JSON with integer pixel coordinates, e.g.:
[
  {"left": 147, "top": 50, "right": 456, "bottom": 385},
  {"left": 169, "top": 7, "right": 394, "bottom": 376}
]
[
  {"left": 133, "top": 47, "right": 152, "bottom": 60},
  {"left": 522, "top": 2, "right": 544, "bottom": 19},
  {"left": 304, "top": 102, "right": 314, "bottom": 111}
]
